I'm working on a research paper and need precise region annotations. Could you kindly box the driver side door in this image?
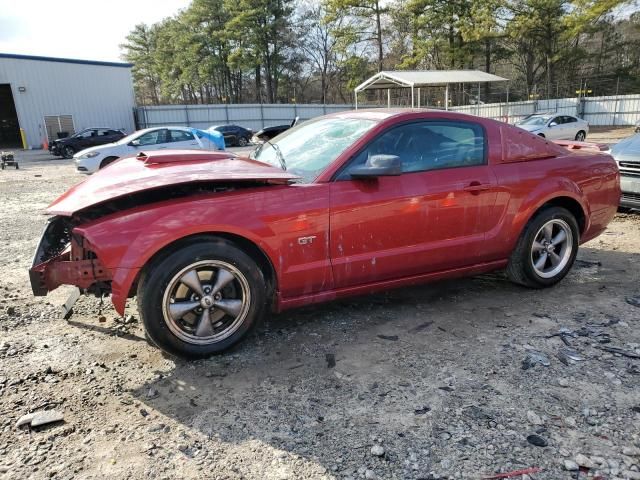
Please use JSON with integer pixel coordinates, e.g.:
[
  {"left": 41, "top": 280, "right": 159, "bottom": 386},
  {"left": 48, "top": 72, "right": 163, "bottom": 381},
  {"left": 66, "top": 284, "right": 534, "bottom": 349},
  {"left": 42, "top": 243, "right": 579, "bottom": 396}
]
[{"left": 329, "top": 120, "right": 498, "bottom": 289}]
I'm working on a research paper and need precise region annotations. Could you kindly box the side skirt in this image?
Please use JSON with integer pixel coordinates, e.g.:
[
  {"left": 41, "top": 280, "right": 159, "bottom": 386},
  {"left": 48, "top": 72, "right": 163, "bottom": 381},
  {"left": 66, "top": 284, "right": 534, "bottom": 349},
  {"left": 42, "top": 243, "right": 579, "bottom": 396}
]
[{"left": 275, "top": 259, "right": 508, "bottom": 312}]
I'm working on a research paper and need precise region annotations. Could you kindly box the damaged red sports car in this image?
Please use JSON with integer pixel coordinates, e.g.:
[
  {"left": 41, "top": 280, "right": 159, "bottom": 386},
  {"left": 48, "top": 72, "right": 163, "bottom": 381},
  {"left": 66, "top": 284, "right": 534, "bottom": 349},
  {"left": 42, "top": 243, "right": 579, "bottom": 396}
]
[{"left": 30, "top": 110, "right": 620, "bottom": 358}]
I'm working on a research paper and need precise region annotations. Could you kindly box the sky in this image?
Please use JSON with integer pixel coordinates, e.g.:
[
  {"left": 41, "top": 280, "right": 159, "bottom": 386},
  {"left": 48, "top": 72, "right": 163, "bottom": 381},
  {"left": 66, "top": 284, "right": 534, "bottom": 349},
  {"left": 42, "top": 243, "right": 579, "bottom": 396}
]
[{"left": 0, "top": 0, "right": 187, "bottom": 63}]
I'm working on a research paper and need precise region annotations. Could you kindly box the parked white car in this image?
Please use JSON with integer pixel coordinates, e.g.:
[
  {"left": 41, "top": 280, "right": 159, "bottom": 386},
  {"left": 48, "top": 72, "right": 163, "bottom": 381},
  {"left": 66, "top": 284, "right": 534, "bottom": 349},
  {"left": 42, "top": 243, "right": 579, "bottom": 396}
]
[
  {"left": 74, "top": 126, "right": 224, "bottom": 174},
  {"left": 516, "top": 114, "right": 589, "bottom": 141}
]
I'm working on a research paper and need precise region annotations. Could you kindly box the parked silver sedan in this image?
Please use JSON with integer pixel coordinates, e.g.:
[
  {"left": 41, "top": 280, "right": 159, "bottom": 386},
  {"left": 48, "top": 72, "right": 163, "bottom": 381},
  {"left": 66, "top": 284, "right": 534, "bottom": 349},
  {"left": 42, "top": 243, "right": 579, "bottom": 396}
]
[
  {"left": 516, "top": 113, "right": 589, "bottom": 141},
  {"left": 611, "top": 134, "right": 640, "bottom": 209}
]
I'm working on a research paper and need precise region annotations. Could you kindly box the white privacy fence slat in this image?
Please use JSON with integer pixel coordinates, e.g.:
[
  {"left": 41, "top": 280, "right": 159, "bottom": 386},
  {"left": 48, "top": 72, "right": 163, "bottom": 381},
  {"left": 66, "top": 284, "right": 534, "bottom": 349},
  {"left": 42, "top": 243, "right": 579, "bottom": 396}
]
[{"left": 136, "top": 95, "right": 640, "bottom": 130}]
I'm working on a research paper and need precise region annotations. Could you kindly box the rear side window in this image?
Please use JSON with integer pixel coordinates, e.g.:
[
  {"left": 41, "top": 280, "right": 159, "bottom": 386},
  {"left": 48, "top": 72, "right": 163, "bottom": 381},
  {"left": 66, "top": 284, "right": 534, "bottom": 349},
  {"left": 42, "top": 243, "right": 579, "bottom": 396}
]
[
  {"left": 339, "top": 120, "right": 485, "bottom": 178},
  {"left": 169, "top": 130, "right": 195, "bottom": 142}
]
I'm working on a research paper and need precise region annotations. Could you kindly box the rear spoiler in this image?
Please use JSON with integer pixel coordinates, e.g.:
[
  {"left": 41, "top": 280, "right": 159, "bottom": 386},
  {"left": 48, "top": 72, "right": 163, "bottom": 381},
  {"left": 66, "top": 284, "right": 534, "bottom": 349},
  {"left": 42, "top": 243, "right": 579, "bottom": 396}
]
[{"left": 553, "top": 140, "right": 609, "bottom": 152}]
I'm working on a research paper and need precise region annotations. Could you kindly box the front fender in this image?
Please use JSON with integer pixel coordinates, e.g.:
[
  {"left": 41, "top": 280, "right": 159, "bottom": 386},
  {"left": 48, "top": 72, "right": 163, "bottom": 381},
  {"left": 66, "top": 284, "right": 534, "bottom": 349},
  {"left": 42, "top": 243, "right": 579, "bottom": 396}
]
[{"left": 75, "top": 201, "right": 280, "bottom": 315}]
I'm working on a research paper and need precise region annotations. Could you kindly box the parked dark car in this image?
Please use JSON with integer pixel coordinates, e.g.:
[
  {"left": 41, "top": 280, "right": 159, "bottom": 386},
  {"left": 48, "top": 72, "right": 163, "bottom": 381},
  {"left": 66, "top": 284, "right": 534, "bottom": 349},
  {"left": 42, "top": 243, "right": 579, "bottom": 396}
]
[
  {"left": 251, "top": 117, "right": 299, "bottom": 143},
  {"left": 611, "top": 133, "right": 640, "bottom": 209},
  {"left": 208, "top": 125, "right": 252, "bottom": 147},
  {"left": 50, "top": 128, "right": 126, "bottom": 159}
]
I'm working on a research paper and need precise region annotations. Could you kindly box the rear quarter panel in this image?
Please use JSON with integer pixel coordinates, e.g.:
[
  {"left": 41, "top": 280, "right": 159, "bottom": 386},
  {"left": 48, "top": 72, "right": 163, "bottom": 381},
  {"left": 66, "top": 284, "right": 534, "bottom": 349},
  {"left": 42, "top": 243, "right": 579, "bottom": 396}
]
[{"left": 487, "top": 152, "right": 619, "bottom": 260}]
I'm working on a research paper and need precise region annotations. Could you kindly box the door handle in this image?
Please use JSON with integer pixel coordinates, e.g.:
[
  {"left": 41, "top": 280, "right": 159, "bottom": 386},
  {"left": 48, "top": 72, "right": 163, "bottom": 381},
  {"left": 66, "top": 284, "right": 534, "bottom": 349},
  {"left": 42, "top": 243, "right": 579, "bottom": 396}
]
[{"left": 463, "top": 181, "right": 490, "bottom": 194}]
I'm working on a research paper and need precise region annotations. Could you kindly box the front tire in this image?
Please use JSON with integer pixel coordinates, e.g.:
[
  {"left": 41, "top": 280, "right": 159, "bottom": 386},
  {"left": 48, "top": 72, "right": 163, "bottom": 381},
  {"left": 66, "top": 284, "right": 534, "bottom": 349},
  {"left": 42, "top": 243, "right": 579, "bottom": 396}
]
[
  {"left": 575, "top": 131, "right": 586, "bottom": 141},
  {"left": 62, "top": 146, "right": 75, "bottom": 159},
  {"left": 238, "top": 136, "right": 248, "bottom": 147},
  {"left": 506, "top": 207, "right": 579, "bottom": 288},
  {"left": 137, "top": 238, "right": 266, "bottom": 359},
  {"left": 99, "top": 156, "right": 119, "bottom": 169}
]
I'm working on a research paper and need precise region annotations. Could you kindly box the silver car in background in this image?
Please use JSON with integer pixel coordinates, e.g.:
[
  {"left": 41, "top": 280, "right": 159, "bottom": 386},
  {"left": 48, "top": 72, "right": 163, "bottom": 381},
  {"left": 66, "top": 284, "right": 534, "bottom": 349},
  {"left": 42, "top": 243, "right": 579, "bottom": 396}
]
[
  {"left": 516, "top": 113, "right": 589, "bottom": 141},
  {"left": 611, "top": 134, "right": 640, "bottom": 209}
]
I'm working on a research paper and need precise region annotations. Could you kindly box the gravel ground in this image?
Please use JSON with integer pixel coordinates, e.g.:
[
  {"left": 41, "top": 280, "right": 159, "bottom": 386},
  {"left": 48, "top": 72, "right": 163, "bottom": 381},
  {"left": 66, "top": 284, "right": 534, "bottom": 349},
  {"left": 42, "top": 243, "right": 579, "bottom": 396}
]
[{"left": 0, "top": 144, "right": 639, "bottom": 480}]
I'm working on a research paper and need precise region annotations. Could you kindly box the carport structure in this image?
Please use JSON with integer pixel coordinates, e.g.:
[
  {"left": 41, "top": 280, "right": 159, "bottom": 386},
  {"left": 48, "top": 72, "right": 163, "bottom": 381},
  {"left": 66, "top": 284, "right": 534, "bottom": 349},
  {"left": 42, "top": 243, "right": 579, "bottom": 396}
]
[{"left": 354, "top": 70, "right": 509, "bottom": 110}]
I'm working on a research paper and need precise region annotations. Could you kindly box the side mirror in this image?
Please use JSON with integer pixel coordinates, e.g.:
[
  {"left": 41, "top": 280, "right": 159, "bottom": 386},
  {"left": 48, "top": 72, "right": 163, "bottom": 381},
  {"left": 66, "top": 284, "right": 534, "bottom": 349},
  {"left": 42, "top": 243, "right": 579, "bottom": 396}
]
[
  {"left": 130, "top": 139, "right": 141, "bottom": 147},
  {"left": 350, "top": 154, "right": 402, "bottom": 178},
  {"left": 549, "top": 121, "right": 558, "bottom": 127}
]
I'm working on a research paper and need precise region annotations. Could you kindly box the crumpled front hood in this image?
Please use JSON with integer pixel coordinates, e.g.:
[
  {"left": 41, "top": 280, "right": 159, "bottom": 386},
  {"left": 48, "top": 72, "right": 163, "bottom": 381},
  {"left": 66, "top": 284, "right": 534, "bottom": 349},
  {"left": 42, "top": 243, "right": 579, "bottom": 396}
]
[{"left": 47, "top": 150, "right": 299, "bottom": 216}]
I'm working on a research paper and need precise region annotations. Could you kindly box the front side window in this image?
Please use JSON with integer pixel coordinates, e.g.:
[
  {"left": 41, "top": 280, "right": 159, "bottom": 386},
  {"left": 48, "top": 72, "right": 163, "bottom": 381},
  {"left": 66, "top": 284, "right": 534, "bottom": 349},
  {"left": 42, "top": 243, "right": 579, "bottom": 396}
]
[
  {"left": 519, "top": 116, "right": 550, "bottom": 126},
  {"left": 251, "top": 117, "right": 378, "bottom": 183},
  {"left": 137, "top": 129, "right": 166, "bottom": 145},
  {"left": 339, "top": 121, "right": 485, "bottom": 179}
]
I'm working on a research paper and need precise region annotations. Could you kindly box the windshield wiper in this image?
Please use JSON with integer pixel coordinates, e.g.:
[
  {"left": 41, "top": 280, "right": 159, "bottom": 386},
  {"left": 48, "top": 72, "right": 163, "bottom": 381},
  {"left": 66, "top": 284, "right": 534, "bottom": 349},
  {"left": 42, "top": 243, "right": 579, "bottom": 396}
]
[
  {"left": 252, "top": 139, "right": 287, "bottom": 171},
  {"left": 262, "top": 140, "right": 285, "bottom": 171}
]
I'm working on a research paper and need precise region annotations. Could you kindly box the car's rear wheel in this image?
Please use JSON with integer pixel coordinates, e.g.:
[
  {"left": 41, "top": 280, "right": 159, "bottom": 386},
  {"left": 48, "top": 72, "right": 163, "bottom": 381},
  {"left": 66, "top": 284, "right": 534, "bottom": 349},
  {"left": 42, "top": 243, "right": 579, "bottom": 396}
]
[
  {"left": 99, "top": 156, "right": 119, "bottom": 169},
  {"left": 238, "top": 136, "right": 248, "bottom": 147},
  {"left": 62, "top": 146, "right": 75, "bottom": 159},
  {"left": 575, "top": 130, "right": 586, "bottom": 141},
  {"left": 506, "top": 207, "right": 579, "bottom": 288},
  {"left": 137, "top": 238, "right": 266, "bottom": 359}
]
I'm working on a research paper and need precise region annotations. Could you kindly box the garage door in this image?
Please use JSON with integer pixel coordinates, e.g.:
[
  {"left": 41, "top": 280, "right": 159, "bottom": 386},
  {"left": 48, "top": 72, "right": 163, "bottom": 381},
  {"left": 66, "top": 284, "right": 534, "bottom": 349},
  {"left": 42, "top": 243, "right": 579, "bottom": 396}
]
[{"left": 44, "top": 115, "right": 75, "bottom": 142}]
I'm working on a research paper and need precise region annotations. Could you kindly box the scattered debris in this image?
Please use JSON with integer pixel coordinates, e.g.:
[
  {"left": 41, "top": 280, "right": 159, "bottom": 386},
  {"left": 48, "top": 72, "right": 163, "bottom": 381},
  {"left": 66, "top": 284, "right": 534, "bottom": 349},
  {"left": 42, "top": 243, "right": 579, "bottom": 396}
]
[
  {"left": 370, "top": 445, "right": 385, "bottom": 457},
  {"left": 625, "top": 296, "right": 640, "bottom": 308},
  {"left": 325, "top": 353, "right": 336, "bottom": 368},
  {"left": 557, "top": 347, "right": 585, "bottom": 365},
  {"left": 377, "top": 334, "right": 398, "bottom": 341},
  {"left": 409, "top": 321, "right": 434, "bottom": 333},
  {"left": 526, "top": 434, "right": 548, "bottom": 447},
  {"left": 526, "top": 410, "right": 544, "bottom": 425},
  {"left": 414, "top": 406, "right": 431, "bottom": 415},
  {"left": 522, "top": 351, "right": 550, "bottom": 370},
  {"left": 16, "top": 410, "right": 64, "bottom": 429},
  {"left": 596, "top": 345, "right": 640, "bottom": 359}
]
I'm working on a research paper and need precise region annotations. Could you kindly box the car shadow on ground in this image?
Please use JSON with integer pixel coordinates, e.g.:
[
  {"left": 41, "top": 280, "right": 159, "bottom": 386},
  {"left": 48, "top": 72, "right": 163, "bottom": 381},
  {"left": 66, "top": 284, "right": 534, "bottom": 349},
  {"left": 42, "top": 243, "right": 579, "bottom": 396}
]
[{"left": 125, "top": 246, "right": 640, "bottom": 477}]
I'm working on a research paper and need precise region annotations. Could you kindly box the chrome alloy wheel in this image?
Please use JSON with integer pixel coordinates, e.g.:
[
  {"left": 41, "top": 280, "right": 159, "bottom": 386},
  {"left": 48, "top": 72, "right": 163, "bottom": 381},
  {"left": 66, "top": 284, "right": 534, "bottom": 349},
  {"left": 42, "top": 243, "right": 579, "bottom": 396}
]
[
  {"left": 530, "top": 219, "right": 573, "bottom": 279},
  {"left": 162, "top": 260, "right": 251, "bottom": 345}
]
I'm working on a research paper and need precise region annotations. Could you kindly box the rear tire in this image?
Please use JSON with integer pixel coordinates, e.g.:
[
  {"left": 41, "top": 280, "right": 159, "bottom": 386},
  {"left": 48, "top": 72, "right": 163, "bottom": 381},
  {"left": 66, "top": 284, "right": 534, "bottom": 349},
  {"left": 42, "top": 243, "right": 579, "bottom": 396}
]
[
  {"left": 137, "top": 238, "right": 266, "bottom": 359},
  {"left": 506, "top": 207, "right": 579, "bottom": 288}
]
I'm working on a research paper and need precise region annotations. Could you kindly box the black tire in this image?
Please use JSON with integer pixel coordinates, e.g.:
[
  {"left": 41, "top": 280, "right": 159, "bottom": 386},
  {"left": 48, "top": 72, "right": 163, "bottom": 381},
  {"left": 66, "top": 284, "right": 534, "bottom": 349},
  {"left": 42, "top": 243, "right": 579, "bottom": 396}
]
[
  {"left": 238, "top": 136, "right": 248, "bottom": 147},
  {"left": 15, "top": 164, "right": 18, "bottom": 170},
  {"left": 537, "top": 133, "right": 546, "bottom": 138},
  {"left": 99, "top": 156, "right": 119, "bottom": 169},
  {"left": 136, "top": 237, "right": 266, "bottom": 359},
  {"left": 62, "top": 146, "right": 75, "bottom": 159},
  {"left": 506, "top": 206, "right": 579, "bottom": 288},
  {"left": 575, "top": 130, "right": 586, "bottom": 141}
]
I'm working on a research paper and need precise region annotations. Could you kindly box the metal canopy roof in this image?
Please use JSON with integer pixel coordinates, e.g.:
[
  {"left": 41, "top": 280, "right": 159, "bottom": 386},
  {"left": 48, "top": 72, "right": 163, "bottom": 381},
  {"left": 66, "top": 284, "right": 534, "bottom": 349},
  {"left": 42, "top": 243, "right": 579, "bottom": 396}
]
[{"left": 355, "top": 70, "right": 508, "bottom": 92}]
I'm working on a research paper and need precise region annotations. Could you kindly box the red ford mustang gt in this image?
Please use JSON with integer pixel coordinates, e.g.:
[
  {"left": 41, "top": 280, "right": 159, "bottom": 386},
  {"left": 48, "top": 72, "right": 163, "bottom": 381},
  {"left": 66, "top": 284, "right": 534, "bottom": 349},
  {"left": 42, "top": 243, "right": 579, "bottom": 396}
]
[{"left": 30, "top": 110, "right": 620, "bottom": 358}]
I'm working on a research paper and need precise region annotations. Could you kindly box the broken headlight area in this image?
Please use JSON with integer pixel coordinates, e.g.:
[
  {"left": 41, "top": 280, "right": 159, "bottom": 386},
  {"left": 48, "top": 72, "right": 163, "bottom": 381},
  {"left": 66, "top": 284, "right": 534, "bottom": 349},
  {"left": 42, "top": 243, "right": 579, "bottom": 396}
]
[{"left": 29, "top": 216, "right": 112, "bottom": 297}]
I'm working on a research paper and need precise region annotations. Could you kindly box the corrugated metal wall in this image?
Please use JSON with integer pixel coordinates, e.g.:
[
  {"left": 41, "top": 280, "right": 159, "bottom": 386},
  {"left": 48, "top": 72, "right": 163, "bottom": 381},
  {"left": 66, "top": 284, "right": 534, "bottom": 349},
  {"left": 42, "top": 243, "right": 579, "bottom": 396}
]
[
  {"left": 137, "top": 95, "right": 640, "bottom": 131},
  {"left": 137, "top": 104, "right": 353, "bottom": 132},
  {"left": 0, "top": 57, "right": 135, "bottom": 148}
]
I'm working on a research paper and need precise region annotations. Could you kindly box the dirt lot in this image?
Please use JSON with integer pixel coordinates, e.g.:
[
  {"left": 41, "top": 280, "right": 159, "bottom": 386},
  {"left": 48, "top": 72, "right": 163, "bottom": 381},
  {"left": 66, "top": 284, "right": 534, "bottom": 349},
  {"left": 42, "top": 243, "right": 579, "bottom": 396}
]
[{"left": 0, "top": 145, "right": 639, "bottom": 480}]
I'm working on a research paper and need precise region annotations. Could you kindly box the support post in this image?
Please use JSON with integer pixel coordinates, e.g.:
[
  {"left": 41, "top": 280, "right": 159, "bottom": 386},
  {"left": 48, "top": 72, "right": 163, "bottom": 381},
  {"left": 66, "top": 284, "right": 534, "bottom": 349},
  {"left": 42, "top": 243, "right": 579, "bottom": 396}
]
[
  {"left": 477, "top": 82, "right": 481, "bottom": 116},
  {"left": 505, "top": 84, "right": 510, "bottom": 123},
  {"left": 417, "top": 88, "right": 421, "bottom": 108},
  {"left": 355, "top": 90, "right": 358, "bottom": 110},
  {"left": 445, "top": 84, "right": 449, "bottom": 111},
  {"left": 387, "top": 89, "right": 391, "bottom": 108},
  {"left": 411, "top": 86, "right": 415, "bottom": 108}
]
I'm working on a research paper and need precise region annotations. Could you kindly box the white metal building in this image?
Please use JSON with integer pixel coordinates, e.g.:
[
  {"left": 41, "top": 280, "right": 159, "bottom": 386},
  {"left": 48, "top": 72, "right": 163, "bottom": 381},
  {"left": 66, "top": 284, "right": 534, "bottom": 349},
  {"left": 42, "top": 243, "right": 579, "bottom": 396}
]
[{"left": 0, "top": 53, "right": 135, "bottom": 149}]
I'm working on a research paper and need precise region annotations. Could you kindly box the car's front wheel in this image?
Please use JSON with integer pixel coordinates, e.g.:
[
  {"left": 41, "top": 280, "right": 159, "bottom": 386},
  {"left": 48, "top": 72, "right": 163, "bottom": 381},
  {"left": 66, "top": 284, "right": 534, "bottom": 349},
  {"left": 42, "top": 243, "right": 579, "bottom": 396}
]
[
  {"left": 506, "top": 207, "right": 579, "bottom": 288},
  {"left": 62, "top": 146, "right": 75, "bottom": 159},
  {"left": 238, "top": 136, "right": 249, "bottom": 147},
  {"left": 137, "top": 238, "right": 266, "bottom": 359},
  {"left": 575, "top": 130, "right": 586, "bottom": 141}
]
